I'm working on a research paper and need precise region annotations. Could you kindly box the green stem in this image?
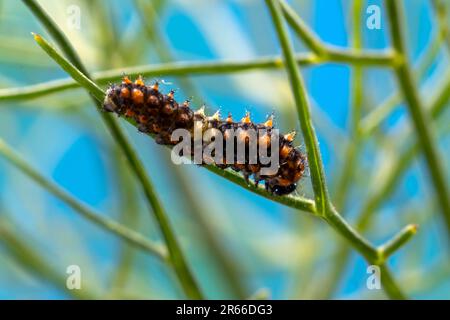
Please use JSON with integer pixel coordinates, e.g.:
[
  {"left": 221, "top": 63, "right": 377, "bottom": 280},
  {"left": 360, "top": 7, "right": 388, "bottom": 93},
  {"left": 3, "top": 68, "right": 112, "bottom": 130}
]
[
  {"left": 30, "top": 28, "right": 203, "bottom": 298},
  {"left": 378, "top": 224, "right": 418, "bottom": 261},
  {"left": 135, "top": 0, "right": 248, "bottom": 297},
  {"left": 386, "top": 0, "right": 450, "bottom": 236},
  {"left": 21, "top": 0, "right": 87, "bottom": 75},
  {"left": 279, "top": 0, "right": 325, "bottom": 55},
  {"left": 379, "top": 263, "right": 406, "bottom": 299},
  {"left": 280, "top": 0, "right": 397, "bottom": 67},
  {"left": 323, "top": 206, "right": 377, "bottom": 261},
  {"left": 265, "top": 0, "right": 406, "bottom": 299},
  {"left": 0, "top": 49, "right": 396, "bottom": 102},
  {"left": 34, "top": 36, "right": 317, "bottom": 216},
  {"left": 205, "top": 164, "right": 316, "bottom": 213},
  {"left": 265, "top": 0, "right": 330, "bottom": 214},
  {"left": 333, "top": 0, "right": 364, "bottom": 212},
  {"left": 0, "top": 139, "right": 167, "bottom": 261},
  {"left": 432, "top": 0, "right": 450, "bottom": 49}
]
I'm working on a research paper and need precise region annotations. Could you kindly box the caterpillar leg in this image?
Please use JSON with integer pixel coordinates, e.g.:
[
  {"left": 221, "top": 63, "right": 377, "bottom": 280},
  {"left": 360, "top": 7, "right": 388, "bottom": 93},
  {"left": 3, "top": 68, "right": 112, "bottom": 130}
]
[
  {"left": 242, "top": 171, "right": 250, "bottom": 185},
  {"left": 253, "top": 172, "right": 262, "bottom": 187}
]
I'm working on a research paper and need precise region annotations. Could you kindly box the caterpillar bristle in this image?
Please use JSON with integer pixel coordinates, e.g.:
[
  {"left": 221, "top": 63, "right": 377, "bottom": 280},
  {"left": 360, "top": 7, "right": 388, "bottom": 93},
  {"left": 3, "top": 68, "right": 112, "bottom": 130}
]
[
  {"left": 122, "top": 75, "right": 132, "bottom": 85},
  {"left": 135, "top": 75, "right": 145, "bottom": 86},
  {"left": 195, "top": 105, "right": 205, "bottom": 117},
  {"left": 241, "top": 112, "right": 251, "bottom": 124},
  {"left": 226, "top": 113, "right": 233, "bottom": 123},
  {"left": 264, "top": 114, "right": 274, "bottom": 128},
  {"left": 208, "top": 110, "right": 220, "bottom": 121},
  {"left": 284, "top": 131, "right": 296, "bottom": 142}
]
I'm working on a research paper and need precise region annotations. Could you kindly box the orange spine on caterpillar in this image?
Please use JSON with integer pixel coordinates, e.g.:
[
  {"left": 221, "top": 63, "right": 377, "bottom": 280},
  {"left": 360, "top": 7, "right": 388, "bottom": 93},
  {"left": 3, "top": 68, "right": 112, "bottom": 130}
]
[{"left": 103, "top": 75, "right": 307, "bottom": 195}]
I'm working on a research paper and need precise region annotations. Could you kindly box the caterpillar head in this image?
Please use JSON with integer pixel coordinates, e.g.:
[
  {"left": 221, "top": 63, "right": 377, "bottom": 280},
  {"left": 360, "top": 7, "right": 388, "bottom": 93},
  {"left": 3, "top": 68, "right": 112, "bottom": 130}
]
[{"left": 269, "top": 183, "right": 297, "bottom": 195}]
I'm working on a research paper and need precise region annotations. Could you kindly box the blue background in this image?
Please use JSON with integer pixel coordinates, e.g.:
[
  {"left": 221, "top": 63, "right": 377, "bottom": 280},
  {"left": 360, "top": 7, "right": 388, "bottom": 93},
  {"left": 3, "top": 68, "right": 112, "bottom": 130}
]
[{"left": 0, "top": 0, "right": 449, "bottom": 299}]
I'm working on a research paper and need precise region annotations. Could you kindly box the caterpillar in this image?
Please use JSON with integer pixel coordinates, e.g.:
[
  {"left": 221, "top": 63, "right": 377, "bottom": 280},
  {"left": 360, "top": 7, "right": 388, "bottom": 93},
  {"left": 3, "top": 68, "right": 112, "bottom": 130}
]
[{"left": 103, "top": 75, "right": 307, "bottom": 195}]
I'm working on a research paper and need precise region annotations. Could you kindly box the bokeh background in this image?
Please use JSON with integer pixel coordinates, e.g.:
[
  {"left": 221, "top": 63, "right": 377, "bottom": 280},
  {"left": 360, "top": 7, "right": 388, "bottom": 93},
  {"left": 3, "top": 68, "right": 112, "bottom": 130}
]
[{"left": 0, "top": 0, "right": 449, "bottom": 299}]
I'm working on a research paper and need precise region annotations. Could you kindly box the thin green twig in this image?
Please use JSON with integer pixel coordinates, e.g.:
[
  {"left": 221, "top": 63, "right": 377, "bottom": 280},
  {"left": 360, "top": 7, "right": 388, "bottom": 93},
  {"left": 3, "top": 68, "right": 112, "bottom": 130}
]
[
  {"left": 320, "top": 73, "right": 450, "bottom": 298},
  {"left": 31, "top": 32, "right": 203, "bottom": 299},
  {"left": 32, "top": 35, "right": 318, "bottom": 216},
  {"left": 0, "top": 49, "right": 395, "bottom": 102},
  {"left": 0, "top": 139, "right": 167, "bottom": 261},
  {"left": 22, "top": 0, "right": 86, "bottom": 74},
  {"left": 135, "top": 0, "right": 248, "bottom": 298},
  {"left": 265, "top": 0, "right": 330, "bottom": 214},
  {"left": 279, "top": 0, "right": 325, "bottom": 55},
  {"left": 333, "top": 0, "right": 364, "bottom": 212},
  {"left": 22, "top": 0, "right": 202, "bottom": 298},
  {"left": 265, "top": 0, "right": 407, "bottom": 299},
  {"left": 386, "top": 0, "right": 450, "bottom": 235},
  {"left": 280, "top": 0, "right": 398, "bottom": 67}
]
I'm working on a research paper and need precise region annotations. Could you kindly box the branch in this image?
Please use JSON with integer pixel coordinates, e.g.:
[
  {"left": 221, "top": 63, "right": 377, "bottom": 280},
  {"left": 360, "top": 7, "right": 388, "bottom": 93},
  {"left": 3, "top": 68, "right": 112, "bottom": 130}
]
[
  {"left": 31, "top": 31, "right": 203, "bottom": 299},
  {"left": 319, "top": 73, "right": 450, "bottom": 298},
  {"left": 280, "top": 0, "right": 397, "bottom": 66},
  {"left": 265, "top": 0, "right": 330, "bottom": 214},
  {"left": 0, "top": 51, "right": 395, "bottom": 102},
  {"left": 22, "top": 0, "right": 203, "bottom": 298},
  {"left": 265, "top": 0, "right": 406, "bottom": 299},
  {"left": 0, "top": 139, "right": 167, "bottom": 261},
  {"left": 31, "top": 34, "right": 318, "bottom": 216},
  {"left": 333, "top": 0, "right": 364, "bottom": 212},
  {"left": 378, "top": 224, "right": 418, "bottom": 261},
  {"left": 386, "top": 0, "right": 450, "bottom": 236}
]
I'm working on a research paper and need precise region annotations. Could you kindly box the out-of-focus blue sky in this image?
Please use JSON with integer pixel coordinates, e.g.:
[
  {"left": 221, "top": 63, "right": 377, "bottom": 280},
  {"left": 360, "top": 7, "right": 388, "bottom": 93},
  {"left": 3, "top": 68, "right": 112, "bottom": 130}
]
[{"left": 0, "top": 0, "right": 448, "bottom": 299}]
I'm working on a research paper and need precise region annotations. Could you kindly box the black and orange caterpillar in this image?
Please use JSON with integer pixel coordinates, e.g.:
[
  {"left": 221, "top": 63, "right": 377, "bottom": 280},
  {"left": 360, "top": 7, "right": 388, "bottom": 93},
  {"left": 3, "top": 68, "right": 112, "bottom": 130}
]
[{"left": 103, "top": 76, "right": 307, "bottom": 195}]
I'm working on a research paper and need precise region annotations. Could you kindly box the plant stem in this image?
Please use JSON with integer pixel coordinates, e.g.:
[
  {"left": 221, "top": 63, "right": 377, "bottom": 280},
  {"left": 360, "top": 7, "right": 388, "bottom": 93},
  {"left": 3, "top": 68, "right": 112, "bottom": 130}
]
[
  {"left": 279, "top": 0, "right": 325, "bottom": 55},
  {"left": 24, "top": 0, "right": 203, "bottom": 298},
  {"left": 379, "top": 263, "right": 406, "bottom": 299},
  {"left": 0, "top": 139, "right": 167, "bottom": 261},
  {"left": 32, "top": 32, "right": 203, "bottom": 299},
  {"left": 265, "top": 0, "right": 330, "bottom": 214},
  {"left": 333, "top": 0, "right": 364, "bottom": 212},
  {"left": 265, "top": 0, "right": 406, "bottom": 299},
  {"left": 205, "top": 164, "right": 316, "bottom": 213},
  {"left": 32, "top": 33, "right": 317, "bottom": 217},
  {"left": 320, "top": 74, "right": 450, "bottom": 298},
  {"left": 280, "top": 0, "right": 398, "bottom": 67},
  {"left": 324, "top": 207, "right": 378, "bottom": 262},
  {"left": 135, "top": 0, "right": 248, "bottom": 297},
  {"left": 386, "top": 0, "right": 450, "bottom": 236},
  {"left": 0, "top": 49, "right": 395, "bottom": 102},
  {"left": 21, "top": 0, "right": 87, "bottom": 74}
]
